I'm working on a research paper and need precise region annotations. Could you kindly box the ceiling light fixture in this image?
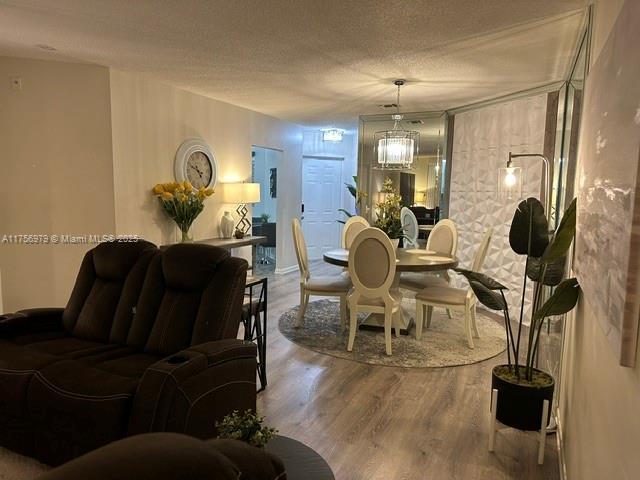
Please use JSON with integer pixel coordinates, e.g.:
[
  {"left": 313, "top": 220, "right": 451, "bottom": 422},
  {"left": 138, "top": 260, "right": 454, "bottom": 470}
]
[
  {"left": 322, "top": 128, "right": 344, "bottom": 142},
  {"left": 374, "top": 80, "right": 419, "bottom": 170}
]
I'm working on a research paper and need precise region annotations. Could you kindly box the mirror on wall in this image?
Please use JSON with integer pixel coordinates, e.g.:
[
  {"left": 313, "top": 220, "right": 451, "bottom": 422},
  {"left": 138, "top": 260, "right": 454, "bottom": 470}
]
[{"left": 357, "top": 112, "right": 448, "bottom": 223}]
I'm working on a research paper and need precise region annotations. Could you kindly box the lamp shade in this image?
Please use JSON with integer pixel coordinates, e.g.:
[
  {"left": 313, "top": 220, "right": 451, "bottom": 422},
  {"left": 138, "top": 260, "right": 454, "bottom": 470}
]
[
  {"left": 497, "top": 165, "right": 523, "bottom": 200},
  {"left": 221, "top": 182, "right": 261, "bottom": 204}
]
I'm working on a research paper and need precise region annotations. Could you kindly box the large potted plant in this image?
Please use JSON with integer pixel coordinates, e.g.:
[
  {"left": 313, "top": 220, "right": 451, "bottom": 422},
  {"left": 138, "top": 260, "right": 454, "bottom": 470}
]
[
  {"left": 456, "top": 197, "right": 580, "bottom": 430},
  {"left": 373, "top": 178, "right": 404, "bottom": 247},
  {"left": 338, "top": 175, "right": 368, "bottom": 223}
]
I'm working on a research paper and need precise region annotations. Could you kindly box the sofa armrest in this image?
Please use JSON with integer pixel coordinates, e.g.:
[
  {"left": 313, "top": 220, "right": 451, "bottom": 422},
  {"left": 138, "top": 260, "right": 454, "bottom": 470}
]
[
  {"left": 0, "top": 307, "right": 64, "bottom": 336},
  {"left": 128, "top": 339, "right": 257, "bottom": 438}
]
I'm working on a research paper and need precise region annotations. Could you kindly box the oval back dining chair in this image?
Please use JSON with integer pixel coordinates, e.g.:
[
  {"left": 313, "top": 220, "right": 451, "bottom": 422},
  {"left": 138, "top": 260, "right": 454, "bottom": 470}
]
[
  {"left": 400, "top": 207, "right": 419, "bottom": 248},
  {"left": 347, "top": 227, "right": 402, "bottom": 356},
  {"left": 414, "top": 228, "right": 493, "bottom": 348},
  {"left": 292, "top": 218, "right": 351, "bottom": 328},
  {"left": 341, "top": 216, "right": 370, "bottom": 249},
  {"left": 399, "top": 218, "right": 459, "bottom": 293},
  {"left": 426, "top": 219, "right": 459, "bottom": 255}
]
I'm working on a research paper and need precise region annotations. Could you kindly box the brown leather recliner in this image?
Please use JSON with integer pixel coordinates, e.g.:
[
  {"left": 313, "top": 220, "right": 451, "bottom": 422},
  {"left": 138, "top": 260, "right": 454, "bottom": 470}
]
[{"left": 0, "top": 240, "right": 255, "bottom": 465}]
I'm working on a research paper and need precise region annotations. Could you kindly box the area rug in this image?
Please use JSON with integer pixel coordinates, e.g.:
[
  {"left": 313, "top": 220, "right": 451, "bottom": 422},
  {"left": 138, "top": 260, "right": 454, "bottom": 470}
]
[{"left": 278, "top": 299, "right": 506, "bottom": 368}]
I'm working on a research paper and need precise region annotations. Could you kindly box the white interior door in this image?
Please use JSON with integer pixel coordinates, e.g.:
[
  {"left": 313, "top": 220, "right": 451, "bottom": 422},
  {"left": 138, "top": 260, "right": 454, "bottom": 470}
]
[{"left": 302, "top": 157, "right": 343, "bottom": 259}]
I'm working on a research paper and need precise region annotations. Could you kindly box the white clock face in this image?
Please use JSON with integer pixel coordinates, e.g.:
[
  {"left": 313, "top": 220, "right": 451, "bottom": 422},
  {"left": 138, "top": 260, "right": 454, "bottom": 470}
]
[{"left": 185, "top": 151, "right": 213, "bottom": 188}]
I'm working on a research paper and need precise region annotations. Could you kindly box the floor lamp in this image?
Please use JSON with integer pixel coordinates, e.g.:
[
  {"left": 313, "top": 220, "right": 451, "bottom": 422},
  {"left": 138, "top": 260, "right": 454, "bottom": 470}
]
[{"left": 498, "top": 152, "right": 553, "bottom": 221}]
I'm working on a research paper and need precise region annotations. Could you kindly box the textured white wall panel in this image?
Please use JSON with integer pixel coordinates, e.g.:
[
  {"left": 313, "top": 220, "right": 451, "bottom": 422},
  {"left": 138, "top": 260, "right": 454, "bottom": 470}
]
[{"left": 449, "top": 94, "right": 547, "bottom": 322}]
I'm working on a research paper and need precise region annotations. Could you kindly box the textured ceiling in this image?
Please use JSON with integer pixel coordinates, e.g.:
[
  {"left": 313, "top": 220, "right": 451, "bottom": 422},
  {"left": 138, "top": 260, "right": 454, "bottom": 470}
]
[{"left": 0, "top": 0, "right": 587, "bottom": 128}]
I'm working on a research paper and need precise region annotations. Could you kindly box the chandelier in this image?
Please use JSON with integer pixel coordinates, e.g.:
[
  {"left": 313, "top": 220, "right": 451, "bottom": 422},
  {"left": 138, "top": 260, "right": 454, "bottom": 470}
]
[{"left": 374, "top": 80, "right": 419, "bottom": 170}]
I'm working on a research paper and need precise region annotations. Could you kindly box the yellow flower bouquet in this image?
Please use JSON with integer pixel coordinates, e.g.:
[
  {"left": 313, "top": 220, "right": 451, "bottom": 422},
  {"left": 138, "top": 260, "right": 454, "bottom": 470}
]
[{"left": 152, "top": 181, "right": 214, "bottom": 241}]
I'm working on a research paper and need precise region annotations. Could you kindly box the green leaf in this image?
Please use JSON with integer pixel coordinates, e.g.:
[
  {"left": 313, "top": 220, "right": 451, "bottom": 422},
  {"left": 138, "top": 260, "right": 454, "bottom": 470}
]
[
  {"left": 527, "top": 256, "right": 566, "bottom": 286},
  {"left": 533, "top": 278, "right": 581, "bottom": 323},
  {"left": 468, "top": 281, "right": 508, "bottom": 311},
  {"left": 455, "top": 268, "right": 508, "bottom": 290},
  {"left": 345, "top": 183, "right": 357, "bottom": 199},
  {"left": 337, "top": 208, "right": 354, "bottom": 218},
  {"left": 542, "top": 198, "right": 577, "bottom": 264},
  {"left": 509, "top": 197, "right": 549, "bottom": 257}
]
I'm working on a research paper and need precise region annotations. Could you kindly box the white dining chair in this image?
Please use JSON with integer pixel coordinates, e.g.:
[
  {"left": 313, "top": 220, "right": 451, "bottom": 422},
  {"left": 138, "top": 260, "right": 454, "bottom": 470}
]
[
  {"left": 341, "top": 215, "right": 370, "bottom": 249},
  {"left": 399, "top": 218, "right": 459, "bottom": 292},
  {"left": 292, "top": 218, "right": 352, "bottom": 328},
  {"left": 347, "top": 227, "right": 403, "bottom": 356},
  {"left": 414, "top": 228, "right": 493, "bottom": 348},
  {"left": 400, "top": 207, "right": 419, "bottom": 248}
]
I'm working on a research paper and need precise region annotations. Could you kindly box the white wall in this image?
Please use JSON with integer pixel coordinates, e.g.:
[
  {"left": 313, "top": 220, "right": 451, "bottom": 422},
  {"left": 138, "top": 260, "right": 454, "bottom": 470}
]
[
  {"left": 0, "top": 56, "right": 115, "bottom": 312},
  {"left": 109, "top": 70, "right": 304, "bottom": 272},
  {"left": 449, "top": 94, "right": 546, "bottom": 321},
  {"left": 558, "top": 1, "right": 640, "bottom": 479}
]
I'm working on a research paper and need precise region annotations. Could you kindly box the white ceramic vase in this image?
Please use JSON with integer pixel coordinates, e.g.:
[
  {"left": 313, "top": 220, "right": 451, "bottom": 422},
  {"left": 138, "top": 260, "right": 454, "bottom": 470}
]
[
  {"left": 390, "top": 238, "right": 400, "bottom": 249},
  {"left": 220, "top": 211, "right": 235, "bottom": 239}
]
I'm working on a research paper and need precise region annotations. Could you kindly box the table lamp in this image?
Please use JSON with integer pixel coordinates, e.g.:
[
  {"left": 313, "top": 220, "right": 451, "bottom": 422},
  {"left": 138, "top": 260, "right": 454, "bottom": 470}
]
[{"left": 220, "top": 182, "right": 261, "bottom": 237}]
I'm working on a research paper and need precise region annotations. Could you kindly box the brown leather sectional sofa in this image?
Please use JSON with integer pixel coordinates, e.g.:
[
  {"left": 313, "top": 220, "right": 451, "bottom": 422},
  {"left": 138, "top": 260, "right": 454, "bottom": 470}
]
[{"left": 0, "top": 240, "right": 256, "bottom": 465}]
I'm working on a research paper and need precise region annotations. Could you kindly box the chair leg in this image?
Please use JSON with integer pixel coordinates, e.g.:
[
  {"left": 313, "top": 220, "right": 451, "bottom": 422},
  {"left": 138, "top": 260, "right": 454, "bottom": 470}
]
[
  {"left": 393, "top": 311, "right": 402, "bottom": 338},
  {"left": 295, "top": 289, "right": 306, "bottom": 327},
  {"left": 415, "top": 302, "right": 424, "bottom": 340},
  {"left": 464, "top": 307, "right": 475, "bottom": 349},
  {"left": 296, "top": 291, "right": 309, "bottom": 328},
  {"left": 471, "top": 305, "right": 480, "bottom": 338},
  {"left": 426, "top": 306, "right": 434, "bottom": 329},
  {"left": 384, "top": 308, "right": 393, "bottom": 356},
  {"left": 339, "top": 295, "right": 347, "bottom": 328},
  {"left": 347, "top": 305, "right": 358, "bottom": 352}
]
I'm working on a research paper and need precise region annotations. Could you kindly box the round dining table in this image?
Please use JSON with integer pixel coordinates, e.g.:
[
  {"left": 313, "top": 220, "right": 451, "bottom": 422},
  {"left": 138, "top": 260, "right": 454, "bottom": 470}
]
[{"left": 323, "top": 248, "right": 458, "bottom": 334}]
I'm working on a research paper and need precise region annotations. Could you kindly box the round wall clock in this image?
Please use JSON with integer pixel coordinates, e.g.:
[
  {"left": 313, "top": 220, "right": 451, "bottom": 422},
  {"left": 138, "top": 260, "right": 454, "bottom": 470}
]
[{"left": 174, "top": 138, "right": 218, "bottom": 189}]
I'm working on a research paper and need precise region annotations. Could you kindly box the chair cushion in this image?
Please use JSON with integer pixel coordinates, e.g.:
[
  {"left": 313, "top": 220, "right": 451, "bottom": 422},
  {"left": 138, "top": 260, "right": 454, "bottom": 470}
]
[
  {"left": 399, "top": 273, "right": 448, "bottom": 292},
  {"left": 306, "top": 275, "right": 352, "bottom": 293},
  {"left": 24, "top": 337, "right": 120, "bottom": 358},
  {"left": 0, "top": 341, "right": 61, "bottom": 418},
  {"left": 28, "top": 359, "right": 140, "bottom": 454},
  {"left": 93, "top": 353, "right": 162, "bottom": 379},
  {"left": 415, "top": 285, "right": 467, "bottom": 305}
]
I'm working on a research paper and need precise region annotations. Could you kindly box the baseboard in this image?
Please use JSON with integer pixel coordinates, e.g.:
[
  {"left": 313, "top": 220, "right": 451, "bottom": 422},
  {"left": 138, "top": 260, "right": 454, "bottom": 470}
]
[
  {"left": 556, "top": 411, "right": 568, "bottom": 480},
  {"left": 274, "top": 264, "right": 298, "bottom": 275}
]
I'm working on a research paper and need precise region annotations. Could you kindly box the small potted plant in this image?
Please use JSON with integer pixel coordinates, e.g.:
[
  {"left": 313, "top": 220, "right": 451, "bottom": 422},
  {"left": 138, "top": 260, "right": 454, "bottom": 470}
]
[
  {"left": 259, "top": 213, "right": 271, "bottom": 224},
  {"left": 456, "top": 198, "right": 580, "bottom": 431},
  {"left": 373, "top": 178, "right": 404, "bottom": 248},
  {"left": 152, "top": 181, "right": 214, "bottom": 242},
  {"left": 215, "top": 410, "right": 277, "bottom": 448}
]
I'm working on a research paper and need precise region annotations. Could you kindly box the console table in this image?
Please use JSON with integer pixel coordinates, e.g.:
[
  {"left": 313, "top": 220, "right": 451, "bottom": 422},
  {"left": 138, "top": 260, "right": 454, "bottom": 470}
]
[{"left": 189, "top": 236, "right": 266, "bottom": 271}]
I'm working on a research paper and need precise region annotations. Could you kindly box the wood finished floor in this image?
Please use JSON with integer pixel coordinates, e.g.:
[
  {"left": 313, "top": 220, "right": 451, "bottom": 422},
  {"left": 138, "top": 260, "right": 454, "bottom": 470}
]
[{"left": 252, "top": 260, "right": 560, "bottom": 480}]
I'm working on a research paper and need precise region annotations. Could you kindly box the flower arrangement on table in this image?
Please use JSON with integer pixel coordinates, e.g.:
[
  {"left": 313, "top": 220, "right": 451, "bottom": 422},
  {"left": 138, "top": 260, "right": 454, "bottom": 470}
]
[
  {"left": 215, "top": 410, "right": 277, "bottom": 448},
  {"left": 152, "top": 181, "right": 214, "bottom": 242},
  {"left": 373, "top": 178, "right": 404, "bottom": 242}
]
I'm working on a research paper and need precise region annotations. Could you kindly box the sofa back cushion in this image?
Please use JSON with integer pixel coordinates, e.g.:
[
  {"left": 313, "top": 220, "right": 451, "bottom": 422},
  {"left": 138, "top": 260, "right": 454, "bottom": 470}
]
[
  {"left": 62, "top": 241, "right": 157, "bottom": 342},
  {"left": 126, "top": 244, "right": 247, "bottom": 356}
]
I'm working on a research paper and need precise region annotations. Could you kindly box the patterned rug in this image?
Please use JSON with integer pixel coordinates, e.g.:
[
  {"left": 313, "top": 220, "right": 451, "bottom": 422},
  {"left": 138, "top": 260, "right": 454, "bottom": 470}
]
[{"left": 278, "top": 299, "right": 506, "bottom": 368}]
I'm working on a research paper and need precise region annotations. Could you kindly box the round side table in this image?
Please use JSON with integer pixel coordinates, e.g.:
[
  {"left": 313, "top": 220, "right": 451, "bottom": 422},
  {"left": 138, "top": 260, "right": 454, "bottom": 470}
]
[{"left": 265, "top": 435, "right": 334, "bottom": 480}]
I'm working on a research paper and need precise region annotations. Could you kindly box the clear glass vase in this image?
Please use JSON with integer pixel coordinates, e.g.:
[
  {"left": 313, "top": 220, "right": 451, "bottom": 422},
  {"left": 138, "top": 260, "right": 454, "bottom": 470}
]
[{"left": 180, "top": 228, "right": 192, "bottom": 243}]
